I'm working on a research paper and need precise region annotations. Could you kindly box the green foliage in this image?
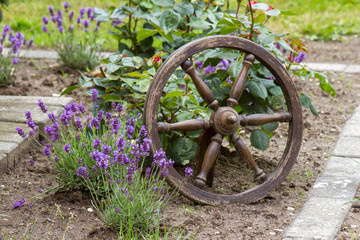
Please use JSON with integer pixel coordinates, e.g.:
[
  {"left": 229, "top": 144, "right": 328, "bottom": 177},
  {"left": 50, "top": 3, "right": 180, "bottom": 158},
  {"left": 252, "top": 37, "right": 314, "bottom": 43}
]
[
  {"left": 63, "top": 0, "right": 336, "bottom": 161},
  {"left": 0, "top": 0, "right": 9, "bottom": 22},
  {"left": 0, "top": 57, "right": 13, "bottom": 87}
]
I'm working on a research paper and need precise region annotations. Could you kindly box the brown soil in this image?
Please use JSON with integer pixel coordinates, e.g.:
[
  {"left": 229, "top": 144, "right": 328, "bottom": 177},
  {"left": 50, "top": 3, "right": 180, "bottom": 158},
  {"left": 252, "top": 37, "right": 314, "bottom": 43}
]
[{"left": 0, "top": 36, "right": 360, "bottom": 239}]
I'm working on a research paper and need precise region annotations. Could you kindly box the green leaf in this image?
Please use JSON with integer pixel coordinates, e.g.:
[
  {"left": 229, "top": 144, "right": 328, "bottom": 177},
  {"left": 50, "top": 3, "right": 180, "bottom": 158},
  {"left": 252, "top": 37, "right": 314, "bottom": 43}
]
[
  {"left": 151, "top": 0, "right": 175, "bottom": 8},
  {"left": 269, "top": 86, "right": 283, "bottom": 96},
  {"left": 258, "top": 32, "right": 275, "bottom": 45},
  {"left": 227, "top": 60, "right": 242, "bottom": 78},
  {"left": 159, "top": 10, "right": 181, "bottom": 35},
  {"left": 248, "top": 81, "right": 268, "bottom": 100},
  {"left": 314, "top": 72, "right": 336, "bottom": 97},
  {"left": 140, "top": 1, "right": 153, "bottom": 9},
  {"left": 60, "top": 85, "right": 80, "bottom": 96},
  {"left": 189, "top": 17, "right": 212, "bottom": 30},
  {"left": 103, "top": 95, "right": 121, "bottom": 101},
  {"left": 174, "top": 1, "right": 194, "bottom": 15},
  {"left": 110, "top": 8, "right": 127, "bottom": 19},
  {"left": 94, "top": 7, "right": 109, "bottom": 22},
  {"left": 265, "top": 9, "right": 281, "bottom": 16},
  {"left": 252, "top": 3, "right": 269, "bottom": 11},
  {"left": 300, "top": 93, "right": 319, "bottom": 117},
  {"left": 261, "top": 121, "right": 279, "bottom": 132},
  {"left": 137, "top": 29, "right": 158, "bottom": 42},
  {"left": 250, "top": 129, "right": 270, "bottom": 151},
  {"left": 109, "top": 54, "right": 123, "bottom": 64},
  {"left": 132, "top": 56, "right": 144, "bottom": 69},
  {"left": 278, "top": 39, "right": 298, "bottom": 55},
  {"left": 163, "top": 91, "right": 183, "bottom": 101},
  {"left": 106, "top": 63, "right": 121, "bottom": 73},
  {"left": 121, "top": 57, "right": 135, "bottom": 68}
]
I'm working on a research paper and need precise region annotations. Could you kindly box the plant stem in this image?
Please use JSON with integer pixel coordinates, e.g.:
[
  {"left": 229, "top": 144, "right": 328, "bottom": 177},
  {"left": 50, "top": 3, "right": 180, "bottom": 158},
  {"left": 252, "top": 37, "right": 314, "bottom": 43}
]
[
  {"left": 248, "top": 0, "right": 255, "bottom": 40},
  {"left": 236, "top": 0, "right": 242, "bottom": 19}
]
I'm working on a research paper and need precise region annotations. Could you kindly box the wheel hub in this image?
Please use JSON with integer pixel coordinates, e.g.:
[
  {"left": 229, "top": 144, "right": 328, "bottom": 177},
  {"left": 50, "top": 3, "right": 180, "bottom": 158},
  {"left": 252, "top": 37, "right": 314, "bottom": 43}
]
[{"left": 211, "top": 107, "right": 240, "bottom": 136}]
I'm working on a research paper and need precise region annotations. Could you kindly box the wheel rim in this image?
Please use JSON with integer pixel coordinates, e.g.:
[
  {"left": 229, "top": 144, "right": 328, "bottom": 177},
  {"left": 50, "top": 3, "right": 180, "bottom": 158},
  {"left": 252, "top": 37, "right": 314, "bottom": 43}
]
[{"left": 144, "top": 35, "right": 303, "bottom": 205}]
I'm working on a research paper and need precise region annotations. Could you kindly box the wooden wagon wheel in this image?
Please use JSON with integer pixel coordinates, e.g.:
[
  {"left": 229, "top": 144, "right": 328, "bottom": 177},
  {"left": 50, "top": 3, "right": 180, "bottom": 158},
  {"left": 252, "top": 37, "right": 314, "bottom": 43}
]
[{"left": 144, "top": 35, "right": 303, "bottom": 205}]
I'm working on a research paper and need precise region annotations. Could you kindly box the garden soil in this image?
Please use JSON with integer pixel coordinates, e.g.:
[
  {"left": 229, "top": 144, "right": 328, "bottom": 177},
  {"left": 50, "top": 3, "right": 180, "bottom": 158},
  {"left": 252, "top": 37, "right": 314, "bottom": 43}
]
[{"left": 0, "top": 36, "right": 359, "bottom": 239}]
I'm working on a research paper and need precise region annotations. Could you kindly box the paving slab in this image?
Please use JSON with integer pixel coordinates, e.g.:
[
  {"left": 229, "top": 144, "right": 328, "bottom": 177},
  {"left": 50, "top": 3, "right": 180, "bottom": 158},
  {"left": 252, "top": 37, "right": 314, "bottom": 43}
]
[
  {"left": 341, "top": 120, "right": 360, "bottom": 137},
  {"left": 0, "top": 142, "right": 19, "bottom": 169},
  {"left": 321, "top": 156, "right": 360, "bottom": 182},
  {"left": 345, "top": 64, "right": 360, "bottom": 73},
  {"left": 310, "top": 175, "right": 358, "bottom": 199},
  {"left": 283, "top": 197, "right": 352, "bottom": 240},
  {"left": 305, "top": 63, "right": 347, "bottom": 72},
  {"left": 332, "top": 135, "right": 360, "bottom": 158},
  {"left": 0, "top": 154, "right": 7, "bottom": 174},
  {"left": 0, "top": 122, "right": 28, "bottom": 133},
  {"left": 0, "top": 96, "right": 73, "bottom": 107}
]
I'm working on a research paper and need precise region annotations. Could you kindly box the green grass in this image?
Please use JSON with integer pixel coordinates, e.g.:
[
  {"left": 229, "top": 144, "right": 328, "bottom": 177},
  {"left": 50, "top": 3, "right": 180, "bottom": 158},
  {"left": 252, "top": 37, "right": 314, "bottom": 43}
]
[{"left": 1, "top": 0, "right": 359, "bottom": 51}]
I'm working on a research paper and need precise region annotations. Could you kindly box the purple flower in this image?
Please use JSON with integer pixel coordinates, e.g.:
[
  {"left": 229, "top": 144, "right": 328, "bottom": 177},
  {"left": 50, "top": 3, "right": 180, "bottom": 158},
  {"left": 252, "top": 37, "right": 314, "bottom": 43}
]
[
  {"left": 267, "top": 75, "right": 275, "bottom": 80},
  {"left": 77, "top": 166, "right": 89, "bottom": 179},
  {"left": 140, "top": 138, "right": 152, "bottom": 157},
  {"left": 78, "top": 103, "right": 86, "bottom": 113},
  {"left": 91, "top": 89, "right": 98, "bottom": 102},
  {"left": 57, "top": 9, "right": 63, "bottom": 17},
  {"left": 195, "top": 61, "right": 203, "bottom": 69},
  {"left": 68, "top": 25, "right": 74, "bottom": 32},
  {"left": 57, "top": 25, "right": 63, "bottom": 34},
  {"left": 112, "top": 118, "right": 120, "bottom": 134},
  {"left": 294, "top": 52, "right": 306, "bottom": 63},
  {"left": 47, "top": 112, "right": 58, "bottom": 123},
  {"left": 115, "top": 103, "right": 123, "bottom": 113},
  {"left": 79, "top": 8, "right": 86, "bottom": 17},
  {"left": 219, "top": 59, "right": 230, "bottom": 70},
  {"left": 226, "top": 77, "right": 232, "bottom": 84},
  {"left": 83, "top": 19, "right": 89, "bottom": 29},
  {"left": 29, "top": 158, "right": 35, "bottom": 166},
  {"left": 184, "top": 167, "right": 193, "bottom": 178},
  {"left": 248, "top": 101, "right": 253, "bottom": 106},
  {"left": 116, "top": 137, "right": 126, "bottom": 152},
  {"left": 139, "top": 125, "right": 147, "bottom": 138},
  {"left": 54, "top": 156, "right": 60, "bottom": 162},
  {"left": 102, "top": 145, "right": 112, "bottom": 155},
  {"left": 63, "top": 144, "right": 71, "bottom": 154},
  {"left": 129, "top": 196, "right": 134, "bottom": 201},
  {"left": 76, "top": 135, "right": 81, "bottom": 141},
  {"left": 38, "top": 99, "right": 48, "bottom": 113},
  {"left": 16, "top": 127, "right": 27, "bottom": 139},
  {"left": 87, "top": 7, "right": 94, "bottom": 18},
  {"left": 63, "top": 2, "right": 70, "bottom": 11},
  {"left": 43, "top": 144, "right": 52, "bottom": 157},
  {"left": 90, "top": 117, "right": 100, "bottom": 129},
  {"left": 75, "top": 117, "right": 83, "bottom": 131},
  {"left": 69, "top": 10, "right": 75, "bottom": 21},
  {"left": 204, "top": 65, "right": 216, "bottom": 75},
  {"left": 145, "top": 167, "right": 151, "bottom": 177},
  {"left": 27, "top": 37, "right": 34, "bottom": 48},
  {"left": 126, "top": 117, "right": 135, "bottom": 139},
  {"left": 42, "top": 16, "right": 49, "bottom": 25},
  {"left": 153, "top": 149, "right": 173, "bottom": 178},
  {"left": 93, "top": 138, "right": 101, "bottom": 150},
  {"left": 153, "top": 186, "right": 158, "bottom": 193},
  {"left": 275, "top": 41, "right": 281, "bottom": 50},
  {"left": 12, "top": 199, "right": 25, "bottom": 209},
  {"left": 49, "top": 5, "right": 55, "bottom": 16},
  {"left": 76, "top": 16, "right": 81, "bottom": 24},
  {"left": 42, "top": 25, "right": 48, "bottom": 33},
  {"left": 115, "top": 207, "right": 120, "bottom": 213},
  {"left": 12, "top": 57, "right": 19, "bottom": 65},
  {"left": 91, "top": 150, "right": 109, "bottom": 170},
  {"left": 77, "top": 158, "right": 83, "bottom": 164},
  {"left": 111, "top": 19, "right": 122, "bottom": 26}
]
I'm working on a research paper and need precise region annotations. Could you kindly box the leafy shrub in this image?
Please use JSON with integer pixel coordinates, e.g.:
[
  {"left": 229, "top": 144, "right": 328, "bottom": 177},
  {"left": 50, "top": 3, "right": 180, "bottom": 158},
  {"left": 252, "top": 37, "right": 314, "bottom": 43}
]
[
  {"left": 0, "top": 24, "right": 33, "bottom": 86},
  {"left": 16, "top": 96, "right": 180, "bottom": 237},
  {"left": 64, "top": 0, "right": 336, "bottom": 164},
  {"left": 41, "top": 2, "right": 103, "bottom": 70}
]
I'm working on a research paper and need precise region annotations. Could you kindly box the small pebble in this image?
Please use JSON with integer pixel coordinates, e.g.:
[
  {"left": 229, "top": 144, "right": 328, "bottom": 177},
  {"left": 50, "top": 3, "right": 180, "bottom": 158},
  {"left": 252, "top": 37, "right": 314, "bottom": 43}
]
[
  {"left": 1, "top": 185, "right": 5, "bottom": 188},
  {"left": 87, "top": 207, "right": 93, "bottom": 213},
  {"left": 269, "top": 232, "right": 276, "bottom": 235},
  {"left": 215, "top": 231, "right": 220, "bottom": 235},
  {"left": 287, "top": 206, "right": 295, "bottom": 211}
]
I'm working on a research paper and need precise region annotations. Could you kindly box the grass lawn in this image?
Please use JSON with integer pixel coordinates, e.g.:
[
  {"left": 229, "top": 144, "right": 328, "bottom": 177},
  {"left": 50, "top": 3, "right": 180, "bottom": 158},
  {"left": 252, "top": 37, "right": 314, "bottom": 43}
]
[{"left": 0, "top": 0, "right": 359, "bottom": 50}]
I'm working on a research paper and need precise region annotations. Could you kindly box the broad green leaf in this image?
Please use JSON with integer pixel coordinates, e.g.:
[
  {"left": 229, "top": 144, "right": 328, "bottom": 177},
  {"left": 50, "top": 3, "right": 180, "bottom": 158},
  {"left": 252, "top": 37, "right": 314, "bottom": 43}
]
[
  {"left": 104, "top": 95, "right": 121, "bottom": 101},
  {"left": 269, "top": 86, "right": 283, "bottom": 96},
  {"left": 140, "top": 1, "right": 152, "bottom": 9},
  {"left": 61, "top": 85, "right": 80, "bottom": 96},
  {"left": 189, "top": 18, "right": 212, "bottom": 30},
  {"left": 265, "top": 9, "right": 281, "bottom": 16},
  {"left": 159, "top": 10, "right": 181, "bottom": 35},
  {"left": 121, "top": 57, "right": 135, "bottom": 68},
  {"left": 300, "top": 93, "right": 319, "bottom": 117},
  {"left": 176, "top": 111, "right": 194, "bottom": 122},
  {"left": 314, "top": 72, "right": 336, "bottom": 97},
  {"left": 79, "top": 71, "right": 92, "bottom": 86},
  {"left": 250, "top": 129, "right": 270, "bottom": 151},
  {"left": 106, "top": 63, "right": 121, "bottom": 73},
  {"left": 93, "top": 77, "right": 107, "bottom": 88},
  {"left": 126, "top": 72, "right": 149, "bottom": 79},
  {"left": 258, "top": 32, "right": 275, "bottom": 45},
  {"left": 110, "top": 8, "right": 127, "bottom": 19},
  {"left": 151, "top": 0, "right": 175, "bottom": 8},
  {"left": 174, "top": 1, "right": 194, "bottom": 15},
  {"left": 254, "top": 10, "right": 266, "bottom": 24},
  {"left": 227, "top": 60, "right": 242, "bottom": 78},
  {"left": 94, "top": 7, "right": 109, "bottom": 22},
  {"left": 109, "top": 54, "right": 122, "bottom": 64},
  {"left": 138, "top": 79, "right": 150, "bottom": 92},
  {"left": 137, "top": 29, "right": 158, "bottom": 42},
  {"left": 261, "top": 121, "right": 279, "bottom": 132},
  {"left": 278, "top": 39, "right": 298, "bottom": 55},
  {"left": 132, "top": 56, "right": 144, "bottom": 69},
  {"left": 248, "top": 81, "right": 268, "bottom": 100},
  {"left": 252, "top": 3, "right": 269, "bottom": 11},
  {"left": 163, "top": 90, "right": 183, "bottom": 100}
]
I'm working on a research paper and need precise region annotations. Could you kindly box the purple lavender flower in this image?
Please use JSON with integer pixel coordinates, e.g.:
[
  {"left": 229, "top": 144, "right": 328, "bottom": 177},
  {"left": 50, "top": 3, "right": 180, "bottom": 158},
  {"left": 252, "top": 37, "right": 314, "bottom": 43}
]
[
  {"left": 42, "top": 16, "right": 49, "bottom": 25},
  {"left": 126, "top": 117, "right": 135, "bottom": 139},
  {"left": 204, "top": 65, "right": 216, "bottom": 75},
  {"left": 102, "top": 145, "right": 112, "bottom": 155},
  {"left": 63, "top": 2, "right": 70, "bottom": 11},
  {"left": 153, "top": 186, "right": 158, "bottom": 193},
  {"left": 42, "top": 25, "right": 48, "bottom": 33},
  {"left": 226, "top": 77, "right": 232, "bottom": 84},
  {"left": 29, "top": 158, "right": 35, "bottom": 166},
  {"left": 68, "top": 25, "right": 74, "bottom": 32},
  {"left": 43, "top": 144, "right": 52, "bottom": 157},
  {"left": 63, "top": 144, "right": 71, "bottom": 154},
  {"left": 54, "top": 156, "right": 60, "bottom": 162},
  {"left": 58, "top": 25, "right": 63, "bottom": 34},
  {"left": 153, "top": 149, "right": 174, "bottom": 177},
  {"left": 57, "top": 9, "right": 63, "bottom": 17},
  {"left": 38, "top": 99, "right": 48, "bottom": 113},
  {"left": 75, "top": 117, "right": 83, "bottom": 131},
  {"left": 69, "top": 10, "right": 75, "bottom": 21},
  {"left": 79, "top": 8, "right": 86, "bottom": 17},
  {"left": 91, "top": 89, "right": 98, "bottom": 102},
  {"left": 145, "top": 167, "right": 151, "bottom": 177},
  {"left": 91, "top": 150, "right": 109, "bottom": 170},
  {"left": 76, "top": 135, "right": 81, "bottom": 141},
  {"left": 16, "top": 127, "right": 27, "bottom": 139},
  {"left": 248, "top": 101, "right": 253, "bottom": 106},
  {"left": 77, "top": 166, "right": 89, "bottom": 179},
  {"left": 111, "top": 19, "right": 122, "bottom": 26},
  {"left": 267, "top": 75, "right": 275, "bottom": 80},
  {"left": 140, "top": 138, "right": 152, "bottom": 157},
  {"left": 116, "top": 137, "right": 126, "bottom": 152},
  {"left": 27, "top": 37, "right": 34, "bottom": 48},
  {"left": 12, "top": 57, "right": 19, "bottom": 65},
  {"left": 87, "top": 7, "right": 94, "bottom": 18},
  {"left": 49, "top": 5, "right": 55, "bottom": 16},
  {"left": 139, "top": 125, "right": 147, "bottom": 138},
  {"left": 78, "top": 103, "right": 86, "bottom": 113},
  {"left": 115, "top": 207, "right": 120, "bottom": 213},
  {"left": 50, "top": 16, "right": 57, "bottom": 23},
  {"left": 184, "top": 167, "right": 193, "bottom": 178},
  {"left": 77, "top": 158, "right": 83, "bottom": 164},
  {"left": 294, "top": 52, "right": 306, "bottom": 63},
  {"left": 83, "top": 19, "right": 90, "bottom": 29},
  {"left": 112, "top": 118, "right": 120, "bottom": 134},
  {"left": 195, "top": 61, "right": 203, "bottom": 69},
  {"left": 90, "top": 117, "right": 100, "bottom": 129},
  {"left": 275, "top": 42, "right": 281, "bottom": 50},
  {"left": 93, "top": 138, "right": 101, "bottom": 150},
  {"left": 60, "top": 110, "right": 72, "bottom": 126},
  {"left": 129, "top": 196, "right": 134, "bottom": 201},
  {"left": 219, "top": 59, "right": 230, "bottom": 70},
  {"left": 12, "top": 199, "right": 25, "bottom": 209},
  {"left": 115, "top": 103, "right": 123, "bottom": 113}
]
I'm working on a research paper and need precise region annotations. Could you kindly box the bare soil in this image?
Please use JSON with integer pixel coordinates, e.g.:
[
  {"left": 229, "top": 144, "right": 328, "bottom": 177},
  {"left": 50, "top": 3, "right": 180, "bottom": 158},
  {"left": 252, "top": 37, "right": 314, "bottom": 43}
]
[{"left": 0, "top": 36, "right": 360, "bottom": 239}]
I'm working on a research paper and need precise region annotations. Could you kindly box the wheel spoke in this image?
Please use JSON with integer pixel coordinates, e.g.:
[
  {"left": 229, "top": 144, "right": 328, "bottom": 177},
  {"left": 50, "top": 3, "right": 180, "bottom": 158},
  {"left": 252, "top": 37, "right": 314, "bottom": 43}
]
[
  {"left": 158, "top": 119, "right": 211, "bottom": 133},
  {"left": 240, "top": 112, "right": 291, "bottom": 126},
  {"left": 181, "top": 60, "right": 219, "bottom": 111},
  {"left": 227, "top": 54, "right": 255, "bottom": 107},
  {"left": 194, "top": 133, "right": 222, "bottom": 188},
  {"left": 230, "top": 134, "right": 266, "bottom": 182}
]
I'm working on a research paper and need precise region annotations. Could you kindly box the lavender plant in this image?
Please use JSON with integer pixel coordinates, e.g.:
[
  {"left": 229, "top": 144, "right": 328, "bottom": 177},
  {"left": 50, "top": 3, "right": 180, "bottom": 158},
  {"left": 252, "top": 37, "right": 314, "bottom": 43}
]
[
  {"left": 0, "top": 24, "right": 33, "bottom": 86},
  {"left": 16, "top": 95, "right": 184, "bottom": 236},
  {"left": 41, "top": 3, "right": 103, "bottom": 70}
]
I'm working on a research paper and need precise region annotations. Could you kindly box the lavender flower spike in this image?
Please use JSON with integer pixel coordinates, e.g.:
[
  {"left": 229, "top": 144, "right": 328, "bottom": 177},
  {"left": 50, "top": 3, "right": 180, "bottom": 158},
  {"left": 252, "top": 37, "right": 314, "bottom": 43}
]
[{"left": 38, "top": 99, "right": 48, "bottom": 113}]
